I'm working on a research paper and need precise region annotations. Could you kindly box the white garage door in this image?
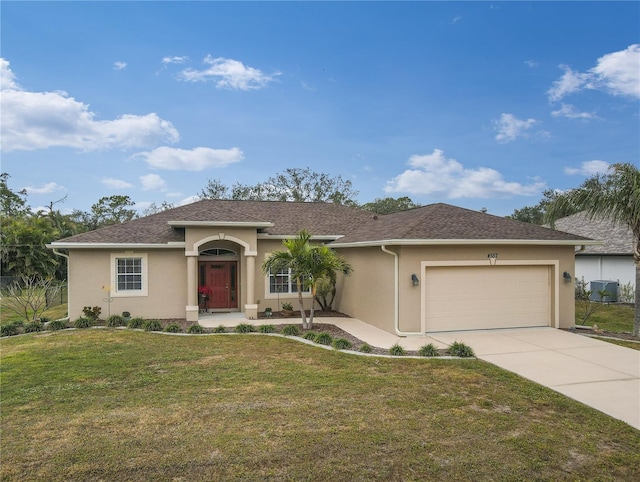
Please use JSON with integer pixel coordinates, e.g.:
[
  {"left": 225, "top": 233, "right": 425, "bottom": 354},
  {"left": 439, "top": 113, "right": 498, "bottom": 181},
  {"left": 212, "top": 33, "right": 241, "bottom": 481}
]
[{"left": 424, "top": 265, "right": 550, "bottom": 332}]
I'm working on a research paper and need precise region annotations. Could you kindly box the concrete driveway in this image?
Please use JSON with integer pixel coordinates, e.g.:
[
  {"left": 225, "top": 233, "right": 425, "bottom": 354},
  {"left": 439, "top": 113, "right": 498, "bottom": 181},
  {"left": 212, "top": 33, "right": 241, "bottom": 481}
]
[{"left": 430, "top": 328, "right": 640, "bottom": 430}]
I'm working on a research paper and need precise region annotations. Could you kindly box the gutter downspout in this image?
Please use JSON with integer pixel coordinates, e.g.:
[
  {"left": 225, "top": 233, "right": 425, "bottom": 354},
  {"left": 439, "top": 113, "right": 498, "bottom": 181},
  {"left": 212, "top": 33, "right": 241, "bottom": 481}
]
[
  {"left": 52, "top": 248, "right": 70, "bottom": 321},
  {"left": 381, "top": 245, "right": 423, "bottom": 336}
]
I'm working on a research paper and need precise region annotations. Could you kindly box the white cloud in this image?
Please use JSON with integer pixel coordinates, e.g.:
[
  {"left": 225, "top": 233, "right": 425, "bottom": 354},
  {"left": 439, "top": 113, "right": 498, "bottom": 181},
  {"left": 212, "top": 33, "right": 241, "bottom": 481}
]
[
  {"left": 551, "top": 103, "right": 595, "bottom": 120},
  {"left": 179, "top": 195, "right": 200, "bottom": 206},
  {"left": 0, "top": 58, "right": 19, "bottom": 90},
  {"left": 113, "top": 61, "right": 127, "bottom": 70},
  {"left": 564, "top": 160, "right": 611, "bottom": 176},
  {"left": 385, "top": 149, "right": 546, "bottom": 199},
  {"left": 23, "top": 182, "right": 65, "bottom": 195},
  {"left": 493, "top": 113, "right": 538, "bottom": 143},
  {"left": 162, "top": 56, "right": 189, "bottom": 64},
  {"left": 132, "top": 146, "right": 244, "bottom": 171},
  {"left": 0, "top": 58, "right": 179, "bottom": 152},
  {"left": 548, "top": 44, "right": 640, "bottom": 101},
  {"left": 102, "top": 177, "right": 134, "bottom": 189},
  {"left": 140, "top": 173, "right": 167, "bottom": 191},
  {"left": 180, "top": 55, "right": 280, "bottom": 90},
  {"left": 525, "top": 60, "right": 539, "bottom": 68}
]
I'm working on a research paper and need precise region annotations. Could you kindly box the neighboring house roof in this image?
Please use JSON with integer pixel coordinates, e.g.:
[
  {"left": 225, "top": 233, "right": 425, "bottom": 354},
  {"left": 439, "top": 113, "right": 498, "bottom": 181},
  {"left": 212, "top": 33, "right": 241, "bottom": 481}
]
[
  {"left": 51, "top": 200, "right": 593, "bottom": 247},
  {"left": 554, "top": 212, "right": 633, "bottom": 256}
]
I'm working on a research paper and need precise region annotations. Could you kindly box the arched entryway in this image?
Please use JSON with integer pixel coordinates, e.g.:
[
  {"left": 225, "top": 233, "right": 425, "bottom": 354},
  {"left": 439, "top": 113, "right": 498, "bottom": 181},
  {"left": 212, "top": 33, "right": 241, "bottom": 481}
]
[{"left": 198, "top": 247, "right": 239, "bottom": 311}]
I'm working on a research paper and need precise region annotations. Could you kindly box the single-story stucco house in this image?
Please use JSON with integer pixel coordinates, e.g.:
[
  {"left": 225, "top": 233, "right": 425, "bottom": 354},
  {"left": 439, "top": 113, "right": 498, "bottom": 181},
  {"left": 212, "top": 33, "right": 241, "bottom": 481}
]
[
  {"left": 49, "top": 200, "right": 595, "bottom": 335},
  {"left": 554, "top": 212, "right": 635, "bottom": 301}
]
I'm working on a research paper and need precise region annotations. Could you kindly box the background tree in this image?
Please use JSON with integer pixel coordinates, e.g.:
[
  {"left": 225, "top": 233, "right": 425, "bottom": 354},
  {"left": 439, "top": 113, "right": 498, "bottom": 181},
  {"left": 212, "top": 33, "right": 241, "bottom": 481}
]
[
  {"left": 544, "top": 163, "right": 640, "bottom": 336},
  {"left": 508, "top": 189, "right": 580, "bottom": 225},
  {"left": 141, "top": 201, "right": 175, "bottom": 217},
  {"left": 0, "top": 173, "right": 30, "bottom": 217},
  {"left": 71, "top": 195, "right": 138, "bottom": 231},
  {"left": 361, "top": 196, "right": 421, "bottom": 214},
  {"left": 199, "top": 168, "right": 359, "bottom": 205}
]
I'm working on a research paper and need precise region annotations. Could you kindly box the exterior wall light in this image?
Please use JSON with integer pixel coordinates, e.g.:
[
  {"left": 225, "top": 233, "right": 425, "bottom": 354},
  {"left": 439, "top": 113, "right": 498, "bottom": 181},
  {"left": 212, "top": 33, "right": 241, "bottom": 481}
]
[
  {"left": 563, "top": 271, "right": 572, "bottom": 282},
  {"left": 411, "top": 274, "right": 419, "bottom": 286}
]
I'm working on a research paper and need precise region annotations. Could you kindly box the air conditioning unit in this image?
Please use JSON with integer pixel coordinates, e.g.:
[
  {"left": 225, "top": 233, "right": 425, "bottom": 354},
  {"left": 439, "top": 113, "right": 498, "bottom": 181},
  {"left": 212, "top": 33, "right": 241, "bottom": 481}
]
[{"left": 589, "top": 281, "right": 618, "bottom": 302}]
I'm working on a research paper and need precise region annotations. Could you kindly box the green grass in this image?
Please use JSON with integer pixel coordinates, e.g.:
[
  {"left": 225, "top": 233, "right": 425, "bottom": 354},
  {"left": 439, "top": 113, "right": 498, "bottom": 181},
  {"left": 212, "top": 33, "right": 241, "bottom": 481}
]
[
  {"left": 0, "top": 302, "right": 68, "bottom": 325},
  {"left": 2, "top": 330, "right": 639, "bottom": 481},
  {"left": 592, "top": 337, "right": 640, "bottom": 351},
  {"left": 575, "top": 301, "right": 635, "bottom": 333}
]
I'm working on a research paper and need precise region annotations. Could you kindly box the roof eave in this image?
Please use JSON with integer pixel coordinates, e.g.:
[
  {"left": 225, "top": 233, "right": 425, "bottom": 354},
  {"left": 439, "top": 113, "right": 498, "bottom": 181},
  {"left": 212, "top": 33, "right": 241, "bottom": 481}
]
[
  {"left": 330, "top": 238, "right": 601, "bottom": 248},
  {"left": 167, "top": 221, "right": 274, "bottom": 228},
  {"left": 47, "top": 242, "right": 186, "bottom": 250}
]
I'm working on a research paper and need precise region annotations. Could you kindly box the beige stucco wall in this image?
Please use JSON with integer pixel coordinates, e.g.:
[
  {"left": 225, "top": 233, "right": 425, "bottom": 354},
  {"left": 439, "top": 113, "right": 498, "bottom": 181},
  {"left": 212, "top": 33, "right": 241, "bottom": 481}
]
[
  {"left": 336, "top": 244, "right": 577, "bottom": 335},
  {"left": 68, "top": 249, "right": 187, "bottom": 320}
]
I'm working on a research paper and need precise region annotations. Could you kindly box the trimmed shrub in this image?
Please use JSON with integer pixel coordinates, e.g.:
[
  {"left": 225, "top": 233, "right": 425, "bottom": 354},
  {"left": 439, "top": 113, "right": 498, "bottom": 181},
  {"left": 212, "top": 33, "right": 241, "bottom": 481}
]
[
  {"left": 303, "top": 332, "right": 318, "bottom": 341},
  {"left": 258, "top": 324, "right": 275, "bottom": 333},
  {"left": 48, "top": 319, "right": 68, "bottom": 331},
  {"left": 281, "top": 302, "right": 294, "bottom": 311},
  {"left": 39, "top": 317, "right": 50, "bottom": 323},
  {"left": 24, "top": 321, "right": 43, "bottom": 333},
  {"left": 143, "top": 319, "right": 163, "bottom": 332},
  {"left": 418, "top": 343, "right": 440, "bottom": 357},
  {"left": 448, "top": 341, "right": 475, "bottom": 358},
  {"left": 82, "top": 306, "right": 101, "bottom": 321},
  {"left": 106, "top": 315, "right": 125, "bottom": 327},
  {"left": 73, "top": 317, "right": 93, "bottom": 329},
  {"left": 188, "top": 324, "right": 205, "bottom": 334},
  {"left": 1, "top": 323, "right": 21, "bottom": 337},
  {"left": 332, "top": 338, "right": 353, "bottom": 350},
  {"left": 314, "top": 332, "right": 333, "bottom": 346},
  {"left": 164, "top": 323, "right": 182, "bottom": 333},
  {"left": 127, "top": 317, "right": 145, "bottom": 329},
  {"left": 282, "top": 325, "right": 300, "bottom": 336},
  {"left": 235, "top": 323, "right": 255, "bottom": 333},
  {"left": 213, "top": 325, "right": 227, "bottom": 333},
  {"left": 359, "top": 343, "right": 373, "bottom": 354},
  {"left": 389, "top": 343, "right": 407, "bottom": 356}
]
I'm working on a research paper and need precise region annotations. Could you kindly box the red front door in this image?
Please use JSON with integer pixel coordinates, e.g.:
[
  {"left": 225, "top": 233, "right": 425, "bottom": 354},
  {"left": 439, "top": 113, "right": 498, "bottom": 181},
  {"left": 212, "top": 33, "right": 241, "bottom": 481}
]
[{"left": 199, "top": 261, "right": 238, "bottom": 310}]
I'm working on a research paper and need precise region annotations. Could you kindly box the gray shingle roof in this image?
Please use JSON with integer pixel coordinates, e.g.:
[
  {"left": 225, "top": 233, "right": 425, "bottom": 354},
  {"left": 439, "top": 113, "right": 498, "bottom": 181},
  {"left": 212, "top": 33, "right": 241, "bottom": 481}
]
[
  {"left": 53, "top": 200, "right": 591, "bottom": 246},
  {"left": 554, "top": 212, "right": 633, "bottom": 255}
]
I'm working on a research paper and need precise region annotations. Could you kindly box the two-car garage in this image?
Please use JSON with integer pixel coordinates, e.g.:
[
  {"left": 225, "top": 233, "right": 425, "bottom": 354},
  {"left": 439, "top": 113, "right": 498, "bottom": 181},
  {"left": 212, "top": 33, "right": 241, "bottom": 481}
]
[{"left": 423, "top": 263, "right": 555, "bottom": 333}]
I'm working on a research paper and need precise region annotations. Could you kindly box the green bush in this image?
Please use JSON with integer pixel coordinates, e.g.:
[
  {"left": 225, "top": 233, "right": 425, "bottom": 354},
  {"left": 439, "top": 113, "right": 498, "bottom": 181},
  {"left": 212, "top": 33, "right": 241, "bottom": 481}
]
[
  {"left": 418, "top": 343, "right": 440, "bottom": 357},
  {"left": 258, "top": 324, "right": 275, "bottom": 333},
  {"left": 143, "top": 319, "right": 163, "bottom": 332},
  {"left": 235, "top": 323, "right": 255, "bottom": 333},
  {"left": 314, "top": 332, "right": 333, "bottom": 345},
  {"left": 188, "top": 324, "right": 205, "bottom": 334},
  {"left": 282, "top": 325, "right": 300, "bottom": 336},
  {"left": 164, "top": 323, "right": 182, "bottom": 333},
  {"left": 389, "top": 343, "right": 407, "bottom": 356},
  {"left": 281, "top": 302, "right": 294, "bottom": 311},
  {"left": 359, "top": 343, "right": 373, "bottom": 353},
  {"left": 448, "top": 341, "right": 475, "bottom": 358},
  {"left": 24, "top": 321, "right": 43, "bottom": 333},
  {"left": 48, "top": 319, "right": 68, "bottom": 331},
  {"left": 73, "top": 317, "right": 93, "bottom": 329},
  {"left": 82, "top": 306, "right": 101, "bottom": 321},
  {"left": 1, "top": 323, "right": 21, "bottom": 337},
  {"left": 106, "top": 315, "right": 125, "bottom": 327},
  {"left": 127, "top": 317, "right": 145, "bottom": 329},
  {"left": 39, "top": 317, "right": 50, "bottom": 323},
  {"left": 213, "top": 325, "right": 227, "bottom": 333},
  {"left": 332, "top": 338, "right": 353, "bottom": 350},
  {"left": 303, "top": 332, "right": 318, "bottom": 341}
]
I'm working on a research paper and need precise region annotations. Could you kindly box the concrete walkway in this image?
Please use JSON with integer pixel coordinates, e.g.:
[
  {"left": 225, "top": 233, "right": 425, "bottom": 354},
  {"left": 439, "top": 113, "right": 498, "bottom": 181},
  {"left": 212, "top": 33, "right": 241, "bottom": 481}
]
[{"left": 199, "top": 314, "right": 639, "bottom": 429}]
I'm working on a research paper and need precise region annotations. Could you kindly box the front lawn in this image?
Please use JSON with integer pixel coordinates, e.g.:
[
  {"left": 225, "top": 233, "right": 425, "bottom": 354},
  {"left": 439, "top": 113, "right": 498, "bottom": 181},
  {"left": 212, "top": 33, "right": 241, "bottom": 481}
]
[
  {"left": 1, "top": 330, "right": 638, "bottom": 481},
  {"left": 575, "top": 301, "right": 635, "bottom": 333}
]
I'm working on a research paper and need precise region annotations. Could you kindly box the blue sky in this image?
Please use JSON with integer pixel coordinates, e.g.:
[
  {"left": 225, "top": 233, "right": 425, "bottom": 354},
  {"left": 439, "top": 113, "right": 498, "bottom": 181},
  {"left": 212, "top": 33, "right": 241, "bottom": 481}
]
[{"left": 1, "top": 1, "right": 639, "bottom": 216}]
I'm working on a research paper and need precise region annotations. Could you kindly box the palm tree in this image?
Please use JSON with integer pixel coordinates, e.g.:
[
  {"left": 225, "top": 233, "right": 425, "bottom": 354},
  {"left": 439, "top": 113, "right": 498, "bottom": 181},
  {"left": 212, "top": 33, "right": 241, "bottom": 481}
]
[
  {"left": 302, "top": 244, "right": 352, "bottom": 328},
  {"left": 544, "top": 163, "right": 640, "bottom": 336},
  {"left": 262, "top": 230, "right": 353, "bottom": 329}
]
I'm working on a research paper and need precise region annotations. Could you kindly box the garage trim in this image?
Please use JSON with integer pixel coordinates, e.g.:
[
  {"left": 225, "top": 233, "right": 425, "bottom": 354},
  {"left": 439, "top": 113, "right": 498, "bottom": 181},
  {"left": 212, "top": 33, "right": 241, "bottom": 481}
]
[{"left": 420, "top": 260, "right": 560, "bottom": 332}]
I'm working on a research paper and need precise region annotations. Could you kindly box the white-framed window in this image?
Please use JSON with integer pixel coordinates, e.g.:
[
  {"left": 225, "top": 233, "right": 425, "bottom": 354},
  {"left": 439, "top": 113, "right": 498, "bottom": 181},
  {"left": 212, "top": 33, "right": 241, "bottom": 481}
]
[
  {"left": 110, "top": 253, "right": 148, "bottom": 297},
  {"left": 267, "top": 268, "right": 311, "bottom": 295}
]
